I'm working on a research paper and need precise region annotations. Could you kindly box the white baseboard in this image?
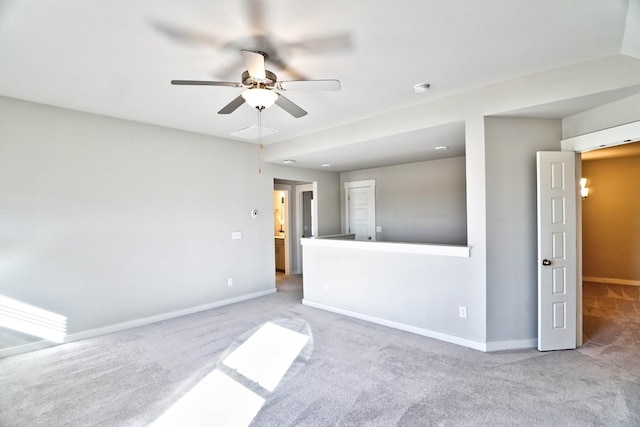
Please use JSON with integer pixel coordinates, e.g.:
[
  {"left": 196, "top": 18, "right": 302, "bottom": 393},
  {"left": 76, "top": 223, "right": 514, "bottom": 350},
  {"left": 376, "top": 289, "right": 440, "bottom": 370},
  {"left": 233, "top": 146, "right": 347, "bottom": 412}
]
[
  {"left": 0, "top": 288, "right": 276, "bottom": 359},
  {"left": 583, "top": 277, "right": 640, "bottom": 287},
  {"left": 0, "top": 340, "right": 57, "bottom": 358},
  {"left": 302, "top": 299, "right": 489, "bottom": 352},
  {"left": 486, "top": 338, "right": 537, "bottom": 352}
]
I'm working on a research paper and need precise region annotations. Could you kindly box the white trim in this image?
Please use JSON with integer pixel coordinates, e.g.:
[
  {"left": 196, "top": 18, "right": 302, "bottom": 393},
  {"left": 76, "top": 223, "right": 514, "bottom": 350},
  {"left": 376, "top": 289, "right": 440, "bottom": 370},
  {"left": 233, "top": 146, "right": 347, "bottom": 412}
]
[
  {"left": 302, "top": 299, "right": 487, "bottom": 352},
  {"left": 302, "top": 237, "right": 471, "bottom": 257},
  {"left": 0, "top": 340, "right": 56, "bottom": 358},
  {"left": 274, "top": 184, "right": 292, "bottom": 275},
  {"left": 486, "top": 338, "right": 537, "bottom": 352},
  {"left": 0, "top": 289, "right": 276, "bottom": 359},
  {"left": 583, "top": 276, "right": 640, "bottom": 287},
  {"left": 344, "top": 179, "right": 376, "bottom": 189},
  {"left": 561, "top": 120, "right": 640, "bottom": 153}
]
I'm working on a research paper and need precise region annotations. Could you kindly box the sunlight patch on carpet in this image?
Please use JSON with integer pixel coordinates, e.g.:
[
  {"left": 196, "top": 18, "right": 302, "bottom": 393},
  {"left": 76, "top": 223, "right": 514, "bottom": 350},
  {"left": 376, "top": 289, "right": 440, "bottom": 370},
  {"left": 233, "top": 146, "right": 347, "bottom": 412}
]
[
  {"left": 152, "top": 320, "right": 311, "bottom": 427},
  {"left": 223, "top": 321, "right": 310, "bottom": 392},
  {"left": 152, "top": 370, "right": 264, "bottom": 427}
]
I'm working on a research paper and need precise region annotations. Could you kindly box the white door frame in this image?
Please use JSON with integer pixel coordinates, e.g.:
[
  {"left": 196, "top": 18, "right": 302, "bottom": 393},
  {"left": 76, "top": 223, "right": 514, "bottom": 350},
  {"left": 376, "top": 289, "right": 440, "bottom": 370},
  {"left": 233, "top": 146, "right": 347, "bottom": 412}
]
[
  {"left": 561, "top": 120, "right": 640, "bottom": 347},
  {"left": 295, "top": 182, "right": 318, "bottom": 275},
  {"left": 274, "top": 184, "right": 292, "bottom": 275}
]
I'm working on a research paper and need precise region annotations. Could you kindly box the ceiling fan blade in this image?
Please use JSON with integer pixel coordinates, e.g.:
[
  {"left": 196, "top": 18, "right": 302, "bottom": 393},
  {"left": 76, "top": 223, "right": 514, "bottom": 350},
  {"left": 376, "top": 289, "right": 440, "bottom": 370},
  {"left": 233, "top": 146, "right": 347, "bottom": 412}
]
[
  {"left": 241, "top": 50, "right": 266, "bottom": 80},
  {"left": 266, "top": 55, "right": 308, "bottom": 81},
  {"left": 171, "top": 80, "right": 241, "bottom": 87},
  {"left": 153, "top": 21, "right": 224, "bottom": 48},
  {"left": 246, "top": 0, "right": 267, "bottom": 34},
  {"left": 286, "top": 33, "right": 352, "bottom": 53},
  {"left": 275, "top": 94, "right": 307, "bottom": 118},
  {"left": 218, "top": 95, "right": 246, "bottom": 114},
  {"left": 278, "top": 79, "right": 341, "bottom": 91}
]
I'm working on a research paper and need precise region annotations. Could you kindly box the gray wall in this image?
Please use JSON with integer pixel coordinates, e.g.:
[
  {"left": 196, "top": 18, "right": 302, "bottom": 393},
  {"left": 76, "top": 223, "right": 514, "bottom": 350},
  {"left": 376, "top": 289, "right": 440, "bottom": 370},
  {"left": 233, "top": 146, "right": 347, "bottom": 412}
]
[
  {"left": 340, "top": 157, "right": 467, "bottom": 245},
  {"left": 484, "top": 117, "right": 562, "bottom": 343},
  {"left": 0, "top": 96, "right": 278, "bottom": 351},
  {"left": 272, "top": 167, "right": 341, "bottom": 274},
  {"left": 272, "top": 167, "right": 341, "bottom": 237},
  {"left": 302, "top": 243, "right": 482, "bottom": 344},
  {"left": 562, "top": 93, "right": 640, "bottom": 138}
]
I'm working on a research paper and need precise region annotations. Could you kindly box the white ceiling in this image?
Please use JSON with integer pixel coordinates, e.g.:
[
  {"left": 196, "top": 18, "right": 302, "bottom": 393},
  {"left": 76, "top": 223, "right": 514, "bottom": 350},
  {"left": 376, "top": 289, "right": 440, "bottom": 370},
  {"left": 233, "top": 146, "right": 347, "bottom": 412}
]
[{"left": 1, "top": 0, "right": 638, "bottom": 172}]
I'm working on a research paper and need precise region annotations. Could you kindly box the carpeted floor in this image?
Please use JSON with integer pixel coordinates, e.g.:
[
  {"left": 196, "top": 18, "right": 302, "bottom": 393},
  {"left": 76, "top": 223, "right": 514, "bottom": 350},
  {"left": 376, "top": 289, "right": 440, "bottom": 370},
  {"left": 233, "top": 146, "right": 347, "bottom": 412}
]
[{"left": 0, "top": 277, "right": 638, "bottom": 426}]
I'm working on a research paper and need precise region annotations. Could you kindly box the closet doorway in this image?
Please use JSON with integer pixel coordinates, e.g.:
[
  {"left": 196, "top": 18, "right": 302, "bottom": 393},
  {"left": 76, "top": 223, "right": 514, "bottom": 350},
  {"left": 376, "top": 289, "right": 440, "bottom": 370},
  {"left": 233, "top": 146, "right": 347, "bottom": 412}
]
[{"left": 273, "top": 185, "right": 291, "bottom": 276}]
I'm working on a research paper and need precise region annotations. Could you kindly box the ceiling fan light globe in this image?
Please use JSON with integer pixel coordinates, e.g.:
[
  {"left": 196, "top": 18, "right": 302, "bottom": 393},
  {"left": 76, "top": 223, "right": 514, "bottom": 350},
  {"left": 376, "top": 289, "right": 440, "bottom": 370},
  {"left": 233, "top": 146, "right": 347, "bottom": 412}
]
[{"left": 242, "top": 88, "right": 278, "bottom": 109}]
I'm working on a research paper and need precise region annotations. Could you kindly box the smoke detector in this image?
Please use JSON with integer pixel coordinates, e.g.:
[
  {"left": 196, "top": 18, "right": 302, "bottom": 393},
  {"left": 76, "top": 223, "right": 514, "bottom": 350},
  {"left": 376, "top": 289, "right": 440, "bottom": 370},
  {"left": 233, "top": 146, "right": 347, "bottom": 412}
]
[{"left": 414, "top": 83, "right": 431, "bottom": 93}]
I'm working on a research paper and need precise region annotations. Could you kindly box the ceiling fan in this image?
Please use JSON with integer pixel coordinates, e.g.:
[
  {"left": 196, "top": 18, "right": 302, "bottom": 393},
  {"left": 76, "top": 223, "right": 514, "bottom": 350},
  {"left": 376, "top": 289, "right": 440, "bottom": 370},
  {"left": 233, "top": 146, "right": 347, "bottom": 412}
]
[{"left": 171, "top": 50, "right": 341, "bottom": 118}]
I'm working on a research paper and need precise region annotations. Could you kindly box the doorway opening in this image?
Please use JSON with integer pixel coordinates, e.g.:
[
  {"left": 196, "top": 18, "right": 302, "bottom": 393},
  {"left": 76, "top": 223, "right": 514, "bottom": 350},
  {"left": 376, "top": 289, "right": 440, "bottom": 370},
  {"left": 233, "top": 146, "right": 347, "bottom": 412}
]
[
  {"left": 562, "top": 121, "right": 640, "bottom": 347},
  {"left": 273, "top": 179, "right": 318, "bottom": 280},
  {"left": 273, "top": 188, "right": 289, "bottom": 276},
  {"left": 580, "top": 141, "right": 640, "bottom": 346}
]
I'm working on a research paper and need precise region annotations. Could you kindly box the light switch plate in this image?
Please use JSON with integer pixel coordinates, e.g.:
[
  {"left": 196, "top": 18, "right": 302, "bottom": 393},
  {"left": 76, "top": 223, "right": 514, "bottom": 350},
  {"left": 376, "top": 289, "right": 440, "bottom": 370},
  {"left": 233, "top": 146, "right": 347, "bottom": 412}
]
[{"left": 232, "top": 231, "right": 242, "bottom": 240}]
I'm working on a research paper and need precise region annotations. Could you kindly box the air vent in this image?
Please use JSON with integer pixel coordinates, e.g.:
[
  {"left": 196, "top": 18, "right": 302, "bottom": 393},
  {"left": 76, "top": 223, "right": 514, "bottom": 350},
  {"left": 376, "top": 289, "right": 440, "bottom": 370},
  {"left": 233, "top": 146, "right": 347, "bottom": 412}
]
[{"left": 230, "top": 125, "right": 278, "bottom": 140}]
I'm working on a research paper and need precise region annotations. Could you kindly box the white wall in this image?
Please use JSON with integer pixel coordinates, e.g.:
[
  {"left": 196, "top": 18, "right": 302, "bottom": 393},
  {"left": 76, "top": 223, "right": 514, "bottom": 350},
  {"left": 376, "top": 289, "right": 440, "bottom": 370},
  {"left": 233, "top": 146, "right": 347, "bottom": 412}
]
[
  {"left": 484, "top": 117, "right": 562, "bottom": 344},
  {"left": 0, "top": 96, "right": 277, "bottom": 352},
  {"left": 340, "top": 157, "right": 467, "bottom": 245}
]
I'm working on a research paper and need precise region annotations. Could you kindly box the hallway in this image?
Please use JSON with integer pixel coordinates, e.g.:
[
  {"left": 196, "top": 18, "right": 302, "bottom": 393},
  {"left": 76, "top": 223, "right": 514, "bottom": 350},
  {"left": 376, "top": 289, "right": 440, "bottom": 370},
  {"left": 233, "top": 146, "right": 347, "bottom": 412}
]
[{"left": 583, "top": 282, "right": 640, "bottom": 347}]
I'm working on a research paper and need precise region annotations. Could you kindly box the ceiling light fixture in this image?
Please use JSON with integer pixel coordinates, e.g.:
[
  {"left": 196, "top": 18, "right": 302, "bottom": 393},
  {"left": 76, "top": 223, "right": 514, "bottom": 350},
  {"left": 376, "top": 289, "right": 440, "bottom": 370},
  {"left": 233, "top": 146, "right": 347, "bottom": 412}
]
[
  {"left": 242, "top": 88, "right": 278, "bottom": 109},
  {"left": 435, "top": 145, "right": 449, "bottom": 151},
  {"left": 414, "top": 83, "right": 431, "bottom": 93},
  {"left": 321, "top": 164, "right": 331, "bottom": 168},
  {"left": 282, "top": 159, "right": 296, "bottom": 164}
]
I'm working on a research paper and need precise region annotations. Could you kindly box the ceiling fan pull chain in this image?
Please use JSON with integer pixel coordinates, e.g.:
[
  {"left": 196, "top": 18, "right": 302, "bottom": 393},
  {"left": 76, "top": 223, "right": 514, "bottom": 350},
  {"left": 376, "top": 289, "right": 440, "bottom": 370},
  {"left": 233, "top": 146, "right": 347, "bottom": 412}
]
[{"left": 257, "top": 106, "right": 264, "bottom": 174}]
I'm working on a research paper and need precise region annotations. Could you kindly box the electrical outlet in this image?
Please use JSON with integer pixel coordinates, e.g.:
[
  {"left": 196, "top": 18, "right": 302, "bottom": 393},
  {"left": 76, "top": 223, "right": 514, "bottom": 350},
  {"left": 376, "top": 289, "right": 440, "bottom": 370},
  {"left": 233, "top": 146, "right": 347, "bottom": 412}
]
[
  {"left": 324, "top": 282, "right": 329, "bottom": 291},
  {"left": 459, "top": 306, "right": 467, "bottom": 318},
  {"left": 227, "top": 278, "right": 233, "bottom": 287}
]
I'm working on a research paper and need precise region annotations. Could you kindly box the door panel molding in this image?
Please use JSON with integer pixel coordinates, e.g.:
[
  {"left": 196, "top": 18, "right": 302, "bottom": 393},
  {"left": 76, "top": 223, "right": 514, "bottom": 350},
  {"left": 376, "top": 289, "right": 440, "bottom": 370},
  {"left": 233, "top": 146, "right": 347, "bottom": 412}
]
[
  {"left": 344, "top": 180, "right": 376, "bottom": 241},
  {"left": 537, "top": 151, "right": 577, "bottom": 351}
]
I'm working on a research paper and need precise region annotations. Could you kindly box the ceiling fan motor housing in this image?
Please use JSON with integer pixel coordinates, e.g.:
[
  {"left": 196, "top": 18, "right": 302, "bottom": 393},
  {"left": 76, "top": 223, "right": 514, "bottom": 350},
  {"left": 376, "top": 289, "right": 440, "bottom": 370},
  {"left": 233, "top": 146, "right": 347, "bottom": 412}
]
[{"left": 242, "top": 70, "right": 277, "bottom": 88}]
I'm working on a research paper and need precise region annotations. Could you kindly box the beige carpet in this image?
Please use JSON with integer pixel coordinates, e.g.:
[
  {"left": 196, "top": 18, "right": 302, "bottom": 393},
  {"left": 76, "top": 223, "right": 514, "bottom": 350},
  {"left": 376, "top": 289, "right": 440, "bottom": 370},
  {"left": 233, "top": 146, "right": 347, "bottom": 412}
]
[{"left": 0, "top": 277, "right": 638, "bottom": 426}]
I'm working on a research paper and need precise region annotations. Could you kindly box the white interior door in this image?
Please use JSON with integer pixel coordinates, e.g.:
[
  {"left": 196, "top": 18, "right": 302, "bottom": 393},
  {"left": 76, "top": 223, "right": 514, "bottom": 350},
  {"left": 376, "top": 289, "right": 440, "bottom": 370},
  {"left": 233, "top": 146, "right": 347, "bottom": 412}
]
[
  {"left": 537, "top": 151, "right": 577, "bottom": 351},
  {"left": 345, "top": 180, "right": 376, "bottom": 241}
]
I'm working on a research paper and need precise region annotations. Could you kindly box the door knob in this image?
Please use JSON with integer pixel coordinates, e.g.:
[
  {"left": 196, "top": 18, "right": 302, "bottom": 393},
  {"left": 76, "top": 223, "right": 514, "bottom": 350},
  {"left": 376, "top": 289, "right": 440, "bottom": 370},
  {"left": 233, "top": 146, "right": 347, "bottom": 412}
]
[
  {"left": 367, "top": 236, "right": 372, "bottom": 240},
  {"left": 542, "top": 259, "right": 552, "bottom": 266}
]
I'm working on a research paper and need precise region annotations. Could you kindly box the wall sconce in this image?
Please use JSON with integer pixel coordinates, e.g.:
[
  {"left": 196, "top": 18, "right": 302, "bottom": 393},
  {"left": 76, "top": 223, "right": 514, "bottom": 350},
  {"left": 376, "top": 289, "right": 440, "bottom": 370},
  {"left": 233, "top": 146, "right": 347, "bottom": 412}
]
[{"left": 580, "top": 178, "right": 589, "bottom": 199}]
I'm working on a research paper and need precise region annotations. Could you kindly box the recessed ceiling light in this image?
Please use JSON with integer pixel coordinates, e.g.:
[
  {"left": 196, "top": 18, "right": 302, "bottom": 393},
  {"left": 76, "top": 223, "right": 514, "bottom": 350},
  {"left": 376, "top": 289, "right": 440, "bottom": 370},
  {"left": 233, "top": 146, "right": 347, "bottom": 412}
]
[
  {"left": 321, "top": 164, "right": 331, "bottom": 168},
  {"left": 435, "top": 145, "right": 449, "bottom": 150},
  {"left": 282, "top": 159, "right": 296, "bottom": 164},
  {"left": 414, "top": 83, "right": 431, "bottom": 93}
]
